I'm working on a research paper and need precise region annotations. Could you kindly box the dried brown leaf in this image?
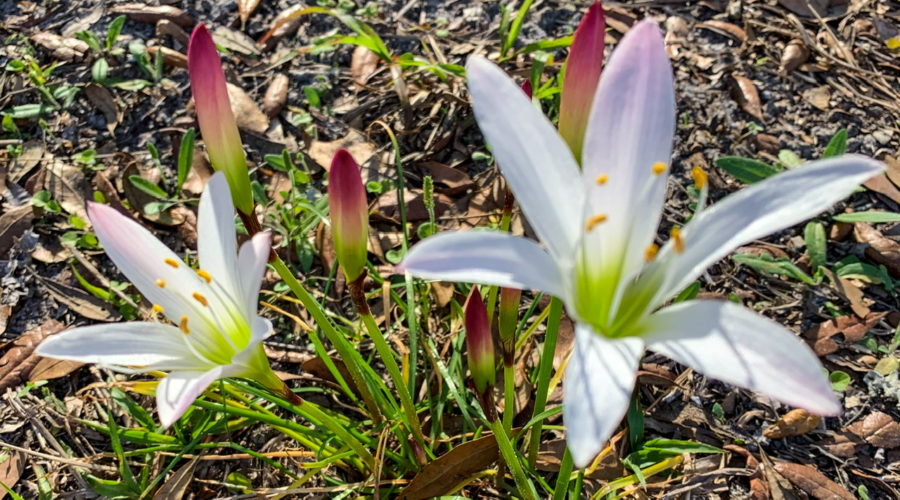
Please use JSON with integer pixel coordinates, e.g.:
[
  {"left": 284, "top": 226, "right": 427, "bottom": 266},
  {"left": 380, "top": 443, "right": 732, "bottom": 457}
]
[
  {"left": 0, "top": 320, "right": 64, "bottom": 391},
  {"left": 697, "top": 20, "right": 747, "bottom": 42},
  {"left": 0, "top": 205, "right": 34, "bottom": 257},
  {"left": 803, "top": 313, "right": 883, "bottom": 356},
  {"left": 351, "top": 45, "right": 381, "bottom": 90},
  {"left": 773, "top": 462, "right": 854, "bottom": 500},
  {"left": 152, "top": 457, "right": 199, "bottom": 500},
  {"left": 84, "top": 83, "right": 120, "bottom": 132},
  {"left": 309, "top": 130, "right": 377, "bottom": 171},
  {"left": 778, "top": 0, "right": 829, "bottom": 16},
  {"left": 155, "top": 19, "right": 189, "bottom": 46},
  {"left": 262, "top": 73, "right": 289, "bottom": 118},
  {"left": 853, "top": 222, "right": 900, "bottom": 278},
  {"left": 0, "top": 306, "right": 10, "bottom": 337},
  {"left": 45, "top": 158, "right": 89, "bottom": 221},
  {"left": 419, "top": 161, "right": 474, "bottom": 195},
  {"left": 802, "top": 86, "right": 831, "bottom": 111},
  {"left": 225, "top": 83, "right": 268, "bottom": 134},
  {"left": 147, "top": 46, "right": 187, "bottom": 69},
  {"left": 846, "top": 412, "right": 900, "bottom": 449},
  {"left": 730, "top": 75, "right": 764, "bottom": 121},
  {"left": 37, "top": 275, "right": 120, "bottom": 322},
  {"left": 863, "top": 174, "right": 900, "bottom": 204},
  {"left": 0, "top": 451, "right": 24, "bottom": 500},
  {"left": 110, "top": 4, "right": 193, "bottom": 27},
  {"left": 820, "top": 267, "right": 871, "bottom": 319},
  {"left": 237, "top": 0, "right": 262, "bottom": 24},
  {"left": 258, "top": 5, "right": 304, "bottom": 51},
  {"left": 780, "top": 39, "right": 810, "bottom": 73},
  {"left": 30, "top": 32, "right": 89, "bottom": 60},
  {"left": 763, "top": 409, "right": 821, "bottom": 439},
  {"left": 400, "top": 434, "right": 500, "bottom": 500},
  {"left": 29, "top": 357, "right": 84, "bottom": 382}
]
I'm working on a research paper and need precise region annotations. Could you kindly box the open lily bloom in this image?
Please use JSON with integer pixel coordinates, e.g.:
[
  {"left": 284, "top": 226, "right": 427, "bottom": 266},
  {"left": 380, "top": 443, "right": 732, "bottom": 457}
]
[
  {"left": 399, "top": 20, "right": 884, "bottom": 467},
  {"left": 37, "top": 172, "right": 284, "bottom": 428}
]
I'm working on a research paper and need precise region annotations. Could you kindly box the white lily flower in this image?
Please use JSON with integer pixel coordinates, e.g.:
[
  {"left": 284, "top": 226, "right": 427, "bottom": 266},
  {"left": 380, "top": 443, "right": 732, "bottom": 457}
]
[
  {"left": 37, "top": 172, "right": 286, "bottom": 428},
  {"left": 399, "top": 20, "right": 885, "bottom": 467}
]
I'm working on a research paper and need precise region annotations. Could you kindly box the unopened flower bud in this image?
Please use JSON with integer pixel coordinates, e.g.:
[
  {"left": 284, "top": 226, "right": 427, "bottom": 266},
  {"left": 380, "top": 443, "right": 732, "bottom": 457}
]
[{"left": 328, "top": 149, "right": 369, "bottom": 282}]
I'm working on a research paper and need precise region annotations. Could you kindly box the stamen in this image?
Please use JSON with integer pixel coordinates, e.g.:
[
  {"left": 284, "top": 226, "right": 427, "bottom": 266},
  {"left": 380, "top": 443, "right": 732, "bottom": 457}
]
[
  {"left": 652, "top": 162, "right": 667, "bottom": 176},
  {"left": 595, "top": 174, "right": 608, "bottom": 185},
  {"left": 585, "top": 214, "right": 607, "bottom": 232},
  {"left": 164, "top": 258, "right": 180, "bottom": 268},
  {"left": 192, "top": 292, "right": 209, "bottom": 307},
  {"left": 155, "top": 279, "right": 166, "bottom": 288},
  {"left": 644, "top": 243, "right": 659, "bottom": 262},
  {"left": 179, "top": 316, "right": 190, "bottom": 334},
  {"left": 196, "top": 269, "right": 212, "bottom": 283},
  {"left": 670, "top": 227, "right": 685, "bottom": 254},
  {"left": 152, "top": 304, "right": 164, "bottom": 314},
  {"left": 691, "top": 166, "right": 708, "bottom": 189}
]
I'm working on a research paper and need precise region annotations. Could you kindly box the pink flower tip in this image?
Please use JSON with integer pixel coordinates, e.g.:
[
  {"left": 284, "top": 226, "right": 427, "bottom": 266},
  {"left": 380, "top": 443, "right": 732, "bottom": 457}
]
[
  {"left": 464, "top": 287, "right": 495, "bottom": 394},
  {"left": 329, "top": 149, "right": 369, "bottom": 282}
]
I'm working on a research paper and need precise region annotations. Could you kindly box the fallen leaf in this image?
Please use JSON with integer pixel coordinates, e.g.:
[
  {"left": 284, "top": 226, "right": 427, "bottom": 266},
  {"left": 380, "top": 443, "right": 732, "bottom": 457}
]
[
  {"left": 697, "top": 20, "right": 747, "bottom": 42},
  {"left": 182, "top": 151, "right": 213, "bottom": 196},
  {"left": 29, "top": 357, "right": 84, "bottom": 382},
  {"left": 264, "top": 346, "right": 314, "bottom": 364},
  {"left": 778, "top": 0, "right": 829, "bottom": 16},
  {"left": 419, "top": 161, "right": 475, "bottom": 195},
  {"left": 0, "top": 451, "right": 24, "bottom": 500},
  {"left": 308, "top": 129, "right": 378, "bottom": 170},
  {"left": 374, "top": 189, "right": 454, "bottom": 223},
  {"left": 36, "top": 275, "right": 120, "bottom": 322},
  {"left": 152, "top": 457, "right": 198, "bottom": 500},
  {"left": 147, "top": 46, "right": 187, "bottom": 68},
  {"left": 155, "top": 20, "right": 190, "bottom": 46},
  {"left": 773, "top": 462, "right": 854, "bottom": 500},
  {"left": 802, "top": 86, "right": 830, "bottom": 111},
  {"left": 213, "top": 26, "right": 260, "bottom": 56},
  {"left": 803, "top": 313, "right": 884, "bottom": 356},
  {"left": 0, "top": 205, "right": 34, "bottom": 257},
  {"left": 0, "top": 320, "right": 64, "bottom": 391},
  {"left": 429, "top": 282, "right": 455, "bottom": 308},
  {"left": 84, "top": 83, "right": 121, "bottom": 132},
  {"left": 884, "top": 156, "right": 900, "bottom": 188},
  {"left": 44, "top": 158, "right": 89, "bottom": 221},
  {"left": 763, "top": 409, "right": 821, "bottom": 439},
  {"left": 820, "top": 267, "right": 871, "bottom": 319},
  {"left": 8, "top": 140, "right": 44, "bottom": 184},
  {"left": 819, "top": 431, "right": 861, "bottom": 458},
  {"left": 853, "top": 223, "right": 900, "bottom": 278},
  {"left": 400, "top": 434, "right": 500, "bottom": 500},
  {"left": 226, "top": 83, "right": 269, "bottom": 134},
  {"left": 262, "top": 73, "right": 289, "bottom": 118},
  {"left": 846, "top": 412, "right": 900, "bottom": 449},
  {"left": 257, "top": 5, "right": 304, "bottom": 51},
  {"left": 553, "top": 315, "right": 574, "bottom": 371},
  {"left": 301, "top": 356, "right": 360, "bottom": 397},
  {"left": 863, "top": 174, "right": 900, "bottom": 204},
  {"left": 351, "top": 45, "right": 381, "bottom": 89},
  {"left": 730, "top": 74, "right": 764, "bottom": 121},
  {"left": 237, "top": 0, "right": 262, "bottom": 24},
  {"left": 30, "top": 32, "right": 89, "bottom": 60},
  {"left": 780, "top": 39, "right": 810, "bottom": 73},
  {"left": 0, "top": 306, "right": 9, "bottom": 336},
  {"left": 110, "top": 4, "right": 193, "bottom": 27}
]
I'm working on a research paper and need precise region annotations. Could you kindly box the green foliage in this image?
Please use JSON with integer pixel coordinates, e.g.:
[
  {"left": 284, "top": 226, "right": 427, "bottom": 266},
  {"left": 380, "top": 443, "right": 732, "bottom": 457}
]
[{"left": 715, "top": 156, "right": 781, "bottom": 184}]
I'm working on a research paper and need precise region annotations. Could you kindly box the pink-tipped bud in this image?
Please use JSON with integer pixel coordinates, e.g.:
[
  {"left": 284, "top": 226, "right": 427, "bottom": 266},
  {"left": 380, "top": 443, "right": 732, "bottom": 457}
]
[
  {"left": 498, "top": 287, "right": 521, "bottom": 366},
  {"left": 558, "top": 1, "right": 605, "bottom": 163},
  {"left": 520, "top": 80, "right": 533, "bottom": 99},
  {"left": 328, "top": 149, "right": 369, "bottom": 282},
  {"left": 188, "top": 24, "right": 254, "bottom": 215},
  {"left": 465, "top": 287, "right": 496, "bottom": 395}
]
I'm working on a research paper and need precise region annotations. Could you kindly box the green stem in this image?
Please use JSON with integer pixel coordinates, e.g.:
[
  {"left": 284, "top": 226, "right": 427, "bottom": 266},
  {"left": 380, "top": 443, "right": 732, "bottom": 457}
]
[
  {"left": 502, "top": 362, "right": 515, "bottom": 435},
  {"left": 526, "top": 297, "right": 563, "bottom": 466},
  {"left": 360, "top": 312, "right": 426, "bottom": 448},
  {"left": 491, "top": 419, "right": 537, "bottom": 500},
  {"left": 270, "top": 256, "right": 383, "bottom": 424},
  {"left": 552, "top": 447, "right": 574, "bottom": 500}
]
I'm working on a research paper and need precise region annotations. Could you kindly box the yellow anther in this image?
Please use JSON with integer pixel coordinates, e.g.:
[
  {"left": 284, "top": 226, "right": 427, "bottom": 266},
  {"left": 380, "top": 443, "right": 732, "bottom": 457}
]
[
  {"left": 644, "top": 243, "right": 659, "bottom": 262},
  {"left": 151, "top": 304, "right": 164, "bottom": 314},
  {"left": 155, "top": 279, "right": 166, "bottom": 288},
  {"left": 691, "top": 166, "right": 708, "bottom": 189},
  {"left": 179, "top": 316, "right": 190, "bottom": 334},
  {"left": 652, "top": 162, "right": 667, "bottom": 175},
  {"left": 595, "top": 174, "right": 608, "bottom": 185},
  {"left": 164, "top": 258, "right": 180, "bottom": 268},
  {"left": 670, "top": 227, "right": 685, "bottom": 254},
  {"left": 192, "top": 292, "right": 208, "bottom": 307},
  {"left": 196, "top": 269, "right": 212, "bottom": 283},
  {"left": 585, "top": 213, "right": 608, "bottom": 232}
]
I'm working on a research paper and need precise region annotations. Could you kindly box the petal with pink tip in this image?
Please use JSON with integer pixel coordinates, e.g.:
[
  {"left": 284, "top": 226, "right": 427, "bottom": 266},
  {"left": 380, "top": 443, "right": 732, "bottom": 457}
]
[{"left": 328, "top": 149, "right": 369, "bottom": 282}]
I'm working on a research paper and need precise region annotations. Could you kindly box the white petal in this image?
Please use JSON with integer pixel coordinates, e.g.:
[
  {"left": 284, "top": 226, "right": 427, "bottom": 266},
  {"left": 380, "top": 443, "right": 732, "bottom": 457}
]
[
  {"left": 197, "top": 172, "right": 240, "bottom": 300},
  {"left": 87, "top": 202, "right": 212, "bottom": 334},
  {"left": 564, "top": 324, "right": 644, "bottom": 468},
  {"left": 156, "top": 366, "right": 225, "bottom": 428},
  {"left": 467, "top": 56, "right": 584, "bottom": 262},
  {"left": 35, "top": 323, "right": 205, "bottom": 371},
  {"left": 580, "top": 20, "right": 675, "bottom": 288},
  {"left": 644, "top": 300, "right": 840, "bottom": 415},
  {"left": 398, "top": 231, "right": 568, "bottom": 298},
  {"left": 237, "top": 231, "right": 271, "bottom": 318},
  {"left": 655, "top": 156, "right": 884, "bottom": 300}
]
